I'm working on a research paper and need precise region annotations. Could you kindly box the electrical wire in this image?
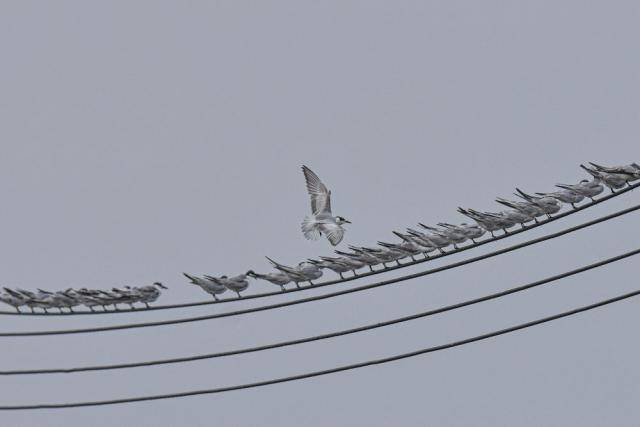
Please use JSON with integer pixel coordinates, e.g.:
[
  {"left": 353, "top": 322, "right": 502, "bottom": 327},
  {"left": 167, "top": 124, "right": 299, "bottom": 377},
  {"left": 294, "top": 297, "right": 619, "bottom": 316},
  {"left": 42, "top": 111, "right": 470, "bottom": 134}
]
[
  {"left": 0, "top": 202, "right": 637, "bottom": 337},
  {"left": 2, "top": 181, "right": 638, "bottom": 316},
  {"left": 1, "top": 288, "right": 637, "bottom": 410},
  {"left": 1, "top": 246, "right": 636, "bottom": 375}
]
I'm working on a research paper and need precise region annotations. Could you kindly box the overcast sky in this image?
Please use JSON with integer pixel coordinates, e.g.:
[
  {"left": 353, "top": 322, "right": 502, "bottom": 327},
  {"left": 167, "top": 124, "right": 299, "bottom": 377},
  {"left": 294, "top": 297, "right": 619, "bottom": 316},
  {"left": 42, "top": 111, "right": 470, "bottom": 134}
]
[{"left": 1, "top": 1, "right": 639, "bottom": 426}]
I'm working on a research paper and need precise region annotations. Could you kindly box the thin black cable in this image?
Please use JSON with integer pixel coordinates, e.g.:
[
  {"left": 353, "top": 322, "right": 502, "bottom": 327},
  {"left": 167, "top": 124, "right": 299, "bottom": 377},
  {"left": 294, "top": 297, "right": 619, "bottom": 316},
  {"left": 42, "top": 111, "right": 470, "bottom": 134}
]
[
  {"left": 2, "top": 246, "right": 637, "bottom": 375},
  {"left": 1, "top": 289, "right": 637, "bottom": 410},
  {"left": 0, "top": 202, "right": 638, "bottom": 337},
  {"left": 2, "top": 181, "right": 638, "bottom": 316}
]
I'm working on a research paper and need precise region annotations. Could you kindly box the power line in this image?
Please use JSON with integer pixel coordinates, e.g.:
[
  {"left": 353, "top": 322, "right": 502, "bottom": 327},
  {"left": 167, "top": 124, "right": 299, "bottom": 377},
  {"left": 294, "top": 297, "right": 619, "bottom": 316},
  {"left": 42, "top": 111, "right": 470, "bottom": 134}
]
[
  {"left": 0, "top": 202, "right": 638, "bottom": 337},
  {"left": 2, "top": 246, "right": 637, "bottom": 375},
  {"left": 2, "top": 181, "right": 638, "bottom": 317},
  {"left": 1, "top": 289, "right": 637, "bottom": 410}
]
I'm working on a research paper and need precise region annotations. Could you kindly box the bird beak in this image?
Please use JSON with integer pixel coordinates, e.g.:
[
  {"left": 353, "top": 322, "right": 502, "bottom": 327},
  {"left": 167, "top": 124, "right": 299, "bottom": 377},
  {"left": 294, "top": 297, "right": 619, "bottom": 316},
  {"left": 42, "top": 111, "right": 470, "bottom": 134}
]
[
  {"left": 156, "top": 283, "right": 168, "bottom": 289},
  {"left": 344, "top": 219, "right": 351, "bottom": 224}
]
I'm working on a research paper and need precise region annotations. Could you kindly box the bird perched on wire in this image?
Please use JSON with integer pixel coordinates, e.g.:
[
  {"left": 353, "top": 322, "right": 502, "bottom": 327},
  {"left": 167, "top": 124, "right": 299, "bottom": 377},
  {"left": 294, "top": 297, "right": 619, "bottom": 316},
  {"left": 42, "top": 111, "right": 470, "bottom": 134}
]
[
  {"left": 588, "top": 161, "right": 640, "bottom": 182},
  {"left": 300, "top": 165, "right": 351, "bottom": 246}
]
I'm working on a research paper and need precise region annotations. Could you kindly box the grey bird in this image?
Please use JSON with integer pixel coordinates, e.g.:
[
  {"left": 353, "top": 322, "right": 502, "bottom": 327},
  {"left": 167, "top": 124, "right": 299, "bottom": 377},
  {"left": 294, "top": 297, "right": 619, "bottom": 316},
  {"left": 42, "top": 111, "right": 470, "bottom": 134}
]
[
  {"left": 266, "top": 257, "right": 324, "bottom": 285},
  {"left": 0, "top": 288, "right": 27, "bottom": 312},
  {"left": 301, "top": 165, "right": 351, "bottom": 246},
  {"left": 515, "top": 189, "right": 562, "bottom": 217},
  {"left": 183, "top": 273, "right": 228, "bottom": 300},
  {"left": 307, "top": 258, "right": 353, "bottom": 279},
  {"left": 348, "top": 245, "right": 404, "bottom": 267},
  {"left": 376, "top": 241, "right": 420, "bottom": 261},
  {"left": 588, "top": 161, "right": 640, "bottom": 182},
  {"left": 580, "top": 164, "right": 627, "bottom": 192},
  {"left": 438, "top": 223, "right": 486, "bottom": 242},
  {"left": 319, "top": 255, "right": 366, "bottom": 274},
  {"left": 555, "top": 179, "right": 603, "bottom": 201},
  {"left": 246, "top": 270, "right": 293, "bottom": 291},
  {"left": 455, "top": 209, "right": 506, "bottom": 237},
  {"left": 210, "top": 274, "right": 250, "bottom": 298},
  {"left": 495, "top": 198, "right": 546, "bottom": 222},
  {"left": 392, "top": 230, "right": 438, "bottom": 254},
  {"left": 534, "top": 189, "right": 585, "bottom": 208},
  {"left": 419, "top": 224, "right": 468, "bottom": 248},
  {"left": 134, "top": 282, "right": 167, "bottom": 308},
  {"left": 334, "top": 249, "right": 379, "bottom": 272}
]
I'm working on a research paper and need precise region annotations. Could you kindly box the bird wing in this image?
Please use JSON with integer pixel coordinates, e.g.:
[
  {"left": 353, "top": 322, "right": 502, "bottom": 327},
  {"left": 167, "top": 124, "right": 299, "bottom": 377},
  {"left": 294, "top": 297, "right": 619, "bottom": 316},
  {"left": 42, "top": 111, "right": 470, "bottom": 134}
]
[
  {"left": 302, "top": 165, "right": 332, "bottom": 214},
  {"left": 320, "top": 223, "right": 345, "bottom": 246}
]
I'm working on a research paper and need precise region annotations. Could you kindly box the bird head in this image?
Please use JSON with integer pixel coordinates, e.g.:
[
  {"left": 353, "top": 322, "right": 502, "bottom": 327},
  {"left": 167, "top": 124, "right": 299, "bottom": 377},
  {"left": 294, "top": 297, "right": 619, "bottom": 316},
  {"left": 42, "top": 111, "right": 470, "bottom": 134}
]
[
  {"left": 246, "top": 270, "right": 256, "bottom": 277},
  {"left": 335, "top": 216, "right": 351, "bottom": 225}
]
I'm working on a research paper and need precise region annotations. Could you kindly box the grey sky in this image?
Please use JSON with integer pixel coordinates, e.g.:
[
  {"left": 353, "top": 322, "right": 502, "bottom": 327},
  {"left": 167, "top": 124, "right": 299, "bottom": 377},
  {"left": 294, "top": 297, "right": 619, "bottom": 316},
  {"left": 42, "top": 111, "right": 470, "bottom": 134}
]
[{"left": 1, "top": 1, "right": 639, "bottom": 426}]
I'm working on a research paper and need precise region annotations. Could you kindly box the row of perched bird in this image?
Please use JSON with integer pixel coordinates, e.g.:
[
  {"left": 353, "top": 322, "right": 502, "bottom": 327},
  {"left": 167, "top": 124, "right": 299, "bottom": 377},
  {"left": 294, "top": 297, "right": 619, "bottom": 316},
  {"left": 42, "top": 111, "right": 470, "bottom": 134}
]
[
  {"left": 0, "top": 283, "right": 167, "bottom": 313},
  {"left": 184, "top": 162, "right": 640, "bottom": 299}
]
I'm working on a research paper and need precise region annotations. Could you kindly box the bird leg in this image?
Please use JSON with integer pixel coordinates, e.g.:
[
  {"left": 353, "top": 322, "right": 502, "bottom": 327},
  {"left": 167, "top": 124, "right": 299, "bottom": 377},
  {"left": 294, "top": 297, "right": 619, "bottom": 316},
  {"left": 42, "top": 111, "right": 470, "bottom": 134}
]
[{"left": 339, "top": 273, "right": 344, "bottom": 279}]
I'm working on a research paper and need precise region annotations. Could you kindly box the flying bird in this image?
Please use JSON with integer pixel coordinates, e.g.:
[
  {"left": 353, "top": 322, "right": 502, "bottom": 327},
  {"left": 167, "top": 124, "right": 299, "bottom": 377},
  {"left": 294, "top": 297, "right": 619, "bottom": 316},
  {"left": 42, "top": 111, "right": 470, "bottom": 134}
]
[{"left": 300, "top": 165, "right": 351, "bottom": 246}]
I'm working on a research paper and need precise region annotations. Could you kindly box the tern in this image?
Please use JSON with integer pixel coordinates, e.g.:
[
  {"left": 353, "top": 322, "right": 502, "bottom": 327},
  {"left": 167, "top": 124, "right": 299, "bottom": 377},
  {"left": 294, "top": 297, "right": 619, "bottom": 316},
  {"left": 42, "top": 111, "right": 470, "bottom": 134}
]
[
  {"left": 555, "top": 179, "right": 603, "bottom": 201},
  {"left": 301, "top": 165, "right": 351, "bottom": 246},
  {"left": 495, "top": 198, "right": 546, "bottom": 222},
  {"left": 455, "top": 209, "right": 505, "bottom": 237},
  {"left": 134, "top": 282, "right": 167, "bottom": 308},
  {"left": 438, "top": 223, "right": 486, "bottom": 242},
  {"left": 377, "top": 240, "right": 425, "bottom": 261},
  {"left": 307, "top": 258, "right": 353, "bottom": 278},
  {"left": 515, "top": 189, "right": 562, "bottom": 217},
  {"left": 392, "top": 230, "right": 437, "bottom": 254},
  {"left": 211, "top": 274, "right": 249, "bottom": 298},
  {"left": 266, "top": 257, "right": 323, "bottom": 285},
  {"left": 183, "top": 273, "right": 227, "bottom": 300},
  {"left": 246, "top": 270, "right": 292, "bottom": 291},
  {"left": 334, "top": 249, "right": 379, "bottom": 272},
  {"left": 419, "top": 224, "right": 468, "bottom": 248},
  {"left": 534, "top": 189, "right": 585, "bottom": 208},
  {"left": 0, "top": 288, "right": 27, "bottom": 312},
  {"left": 319, "top": 255, "right": 366, "bottom": 274},
  {"left": 580, "top": 165, "right": 627, "bottom": 192},
  {"left": 349, "top": 245, "right": 404, "bottom": 267},
  {"left": 588, "top": 162, "right": 640, "bottom": 182}
]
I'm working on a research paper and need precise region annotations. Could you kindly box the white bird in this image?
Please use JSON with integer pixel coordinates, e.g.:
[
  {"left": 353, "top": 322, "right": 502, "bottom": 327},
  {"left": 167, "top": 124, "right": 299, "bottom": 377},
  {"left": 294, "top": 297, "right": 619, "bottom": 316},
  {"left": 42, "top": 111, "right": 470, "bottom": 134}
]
[
  {"left": 0, "top": 288, "right": 27, "bottom": 312},
  {"left": 555, "top": 179, "right": 604, "bottom": 200},
  {"left": 319, "top": 255, "right": 366, "bottom": 274},
  {"left": 307, "top": 258, "right": 353, "bottom": 278},
  {"left": 515, "top": 189, "right": 562, "bottom": 216},
  {"left": 495, "top": 198, "right": 546, "bottom": 222},
  {"left": 301, "top": 165, "right": 351, "bottom": 246},
  {"left": 419, "top": 224, "right": 468, "bottom": 248},
  {"left": 266, "top": 257, "right": 324, "bottom": 285},
  {"left": 534, "top": 189, "right": 585, "bottom": 208},
  {"left": 580, "top": 165, "right": 627, "bottom": 192},
  {"left": 588, "top": 161, "right": 640, "bottom": 182},
  {"left": 392, "top": 230, "right": 438, "bottom": 254},
  {"left": 334, "top": 249, "right": 379, "bottom": 272},
  {"left": 246, "top": 270, "right": 292, "bottom": 291},
  {"left": 438, "top": 223, "right": 486, "bottom": 242},
  {"left": 183, "top": 273, "right": 228, "bottom": 300},
  {"left": 456, "top": 208, "right": 506, "bottom": 236},
  {"left": 134, "top": 282, "right": 167, "bottom": 308},
  {"left": 210, "top": 274, "right": 250, "bottom": 298},
  {"left": 348, "top": 245, "right": 404, "bottom": 267}
]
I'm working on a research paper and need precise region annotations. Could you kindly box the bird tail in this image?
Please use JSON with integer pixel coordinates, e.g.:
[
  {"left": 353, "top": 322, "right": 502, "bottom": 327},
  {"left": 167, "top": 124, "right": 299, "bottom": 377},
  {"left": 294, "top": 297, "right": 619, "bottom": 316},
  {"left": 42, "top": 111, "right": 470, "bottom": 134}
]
[{"left": 301, "top": 216, "right": 321, "bottom": 240}]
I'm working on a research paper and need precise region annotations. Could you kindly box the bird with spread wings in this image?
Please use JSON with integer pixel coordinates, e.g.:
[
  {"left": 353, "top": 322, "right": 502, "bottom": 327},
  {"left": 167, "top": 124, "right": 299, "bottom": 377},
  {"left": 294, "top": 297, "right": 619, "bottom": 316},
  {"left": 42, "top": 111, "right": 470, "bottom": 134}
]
[{"left": 300, "top": 165, "right": 351, "bottom": 246}]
